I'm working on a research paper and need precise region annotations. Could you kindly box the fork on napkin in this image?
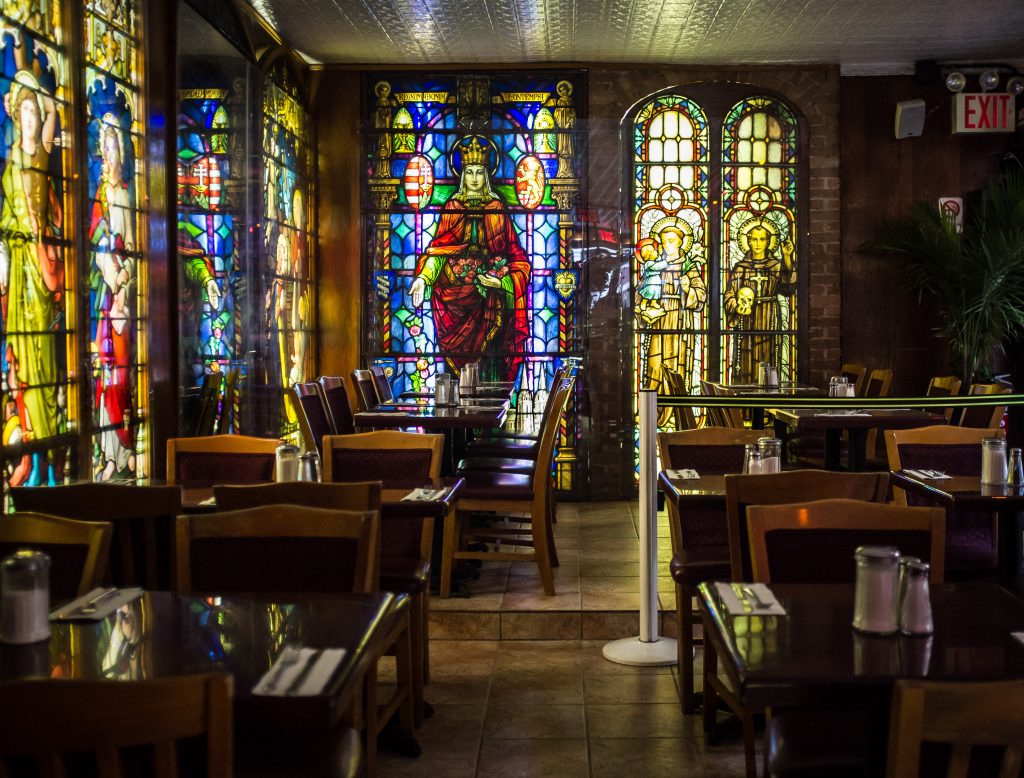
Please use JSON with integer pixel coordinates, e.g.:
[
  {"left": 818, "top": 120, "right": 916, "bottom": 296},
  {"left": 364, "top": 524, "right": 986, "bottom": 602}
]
[
  {"left": 401, "top": 486, "right": 447, "bottom": 501},
  {"left": 666, "top": 468, "right": 699, "bottom": 480},
  {"left": 253, "top": 646, "right": 347, "bottom": 696},
  {"left": 50, "top": 587, "right": 144, "bottom": 621},
  {"left": 903, "top": 469, "right": 951, "bottom": 480},
  {"left": 714, "top": 582, "right": 787, "bottom": 616}
]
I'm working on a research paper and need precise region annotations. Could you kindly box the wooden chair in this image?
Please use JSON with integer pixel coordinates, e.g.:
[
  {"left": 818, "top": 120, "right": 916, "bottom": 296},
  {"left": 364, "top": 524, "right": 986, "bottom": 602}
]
[
  {"left": 699, "top": 379, "right": 727, "bottom": 428},
  {"left": 175, "top": 505, "right": 378, "bottom": 596},
  {"left": 166, "top": 434, "right": 278, "bottom": 488},
  {"left": 0, "top": 673, "right": 233, "bottom": 777},
  {"left": 886, "top": 678, "right": 1024, "bottom": 778},
  {"left": 370, "top": 365, "right": 394, "bottom": 402},
  {"left": 959, "top": 382, "right": 1010, "bottom": 429},
  {"left": 476, "top": 362, "right": 575, "bottom": 442},
  {"left": 0, "top": 513, "right": 112, "bottom": 602},
  {"left": 445, "top": 378, "right": 573, "bottom": 597},
  {"left": 319, "top": 375, "right": 356, "bottom": 435},
  {"left": 214, "top": 481, "right": 382, "bottom": 514},
  {"left": 323, "top": 430, "right": 443, "bottom": 728},
  {"left": 926, "top": 375, "right": 962, "bottom": 423},
  {"left": 712, "top": 383, "right": 746, "bottom": 429},
  {"left": 657, "top": 427, "right": 763, "bottom": 714},
  {"left": 886, "top": 425, "right": 1001, "bottom": 578},
  {"left": 725, "top": 469, "right": 890, "bottom": 581},
  {"left": 840, "top": 362, "right": 867, "bottom": 397},
  {"left": 288, "top": 382, "right": 333, "bottom": 459},
  {"left": 747, "top": 498, "right": 945, "bottom": 584},
  {"left": 662, "top": 366, "right": 697, "bottom": 430},
  {"left": 10, "top": 484, "right": 182, "bottom": 591},
  {"left": 862, "top": 367, "right": 894, "bottom": 461},
  {"left": 350, "top": 369, "right": 380, "bottom": 412}
]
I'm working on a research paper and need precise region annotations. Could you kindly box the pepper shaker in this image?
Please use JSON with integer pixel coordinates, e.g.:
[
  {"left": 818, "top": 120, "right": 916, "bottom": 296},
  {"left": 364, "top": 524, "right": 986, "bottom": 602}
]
[{"left": 897, "top": 557, "right": 933, "bottom": 636}]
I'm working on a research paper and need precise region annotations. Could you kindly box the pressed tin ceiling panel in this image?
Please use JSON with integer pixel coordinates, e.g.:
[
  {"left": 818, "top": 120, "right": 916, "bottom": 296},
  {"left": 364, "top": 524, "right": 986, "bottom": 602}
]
[{"left": 248, "top": 0, "right": 1024, "bottom": 71}]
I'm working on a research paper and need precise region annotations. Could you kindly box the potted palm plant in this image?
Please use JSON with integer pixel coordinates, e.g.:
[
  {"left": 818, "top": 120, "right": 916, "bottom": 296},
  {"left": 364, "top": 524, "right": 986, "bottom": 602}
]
[{"left": 868, "top": 173, "right": 1024, "bottom": 387}]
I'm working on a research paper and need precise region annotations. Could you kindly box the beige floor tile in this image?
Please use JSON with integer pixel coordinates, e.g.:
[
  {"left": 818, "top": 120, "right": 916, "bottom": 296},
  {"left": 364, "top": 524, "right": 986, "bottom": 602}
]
[
  {"left": 415, "top": 703, "right": 487, "bottom": 741},
  {"left": 430, "top": 593, "right": 504, "bottom": 611},
  {"left": 579, "top": 576, "right": 641, "bottom": 593},
  {"left": 377, "top": 737, "right": 480, "bottom": 777},
  {"left": 494, "top": 640, "right": 585, "bottom": 674},
  {"left": 578, "top": 536, "right": 641, "bottom": 551},
  {"left": 577, "top": 523, "right": 638, "bottom": 538},
  {"left": 429, "top": 611, "right": 500, "bottom": 640},
  {"left": 583, "top": 672, "right": 681, "bottom": 704},
  {"left": 422, "top": 674, "right": 492, "bottom": 705},
  {"left": 476, "top": 738, "right": 589, "bottom": 777},
  {"left": 508, "top": 560, "right": 580, "bottom": 578},
  {"left": 589, "top": 737, "right": 704, "bottom": 777},
  {"left": 502, "top": 592, "right": 582, "bottom": 611},
  {"left": 489, "top": 672, "right": 584, "bottom": 705},
  {"left": 581, "top": 611, "right": 640, "bottom": 640},
  {"left": 506, "top": 574, "right": 581, "bottom": 594},
  {"left": 580, "top": 642, "right": 674, "bottom": 675},
  {"left": 586, "top": 702, "right": 686, "bottom": 738},
  {"left": 581, "top": 591, "right": 641, "bottom": 611},
  {"left": 500, "top": 612, "right": 582, "bottom": 640},
  {"left": 427, "top": 640, "right": 499, "bottom": 675},
  {"left": 579, "top": 561, "right": 642, "bottom": 577},
  {"left": 482, "top": 703, "right": 586, "bottom": 739}
]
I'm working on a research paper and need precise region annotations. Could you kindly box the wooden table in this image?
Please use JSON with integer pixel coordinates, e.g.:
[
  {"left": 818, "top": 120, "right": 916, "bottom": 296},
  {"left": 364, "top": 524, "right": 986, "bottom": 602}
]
[
  {"left": 705, "top": 381, "right": 824, "bottom": 429},
  {"left": 658, "top": 472, "right": 727, "bottom": 512},
  {"left": 697, "top": 581, "right": 1024, "bottom": 772},
  {"left": 769, "top": 409, "right": 946, "bottom": 471},
  {"left": 891, "top": 471, "right": 1024, "bottom": 589},
  {"left": 0, "top": 590, "right": 407, "bottom": 771}
]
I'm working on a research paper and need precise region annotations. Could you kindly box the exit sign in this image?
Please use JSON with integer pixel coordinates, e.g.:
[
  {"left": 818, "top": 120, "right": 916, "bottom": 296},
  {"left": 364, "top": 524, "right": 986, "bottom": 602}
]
[{"left": 952, "top": 93, "right": 1016, "bottom": 133}]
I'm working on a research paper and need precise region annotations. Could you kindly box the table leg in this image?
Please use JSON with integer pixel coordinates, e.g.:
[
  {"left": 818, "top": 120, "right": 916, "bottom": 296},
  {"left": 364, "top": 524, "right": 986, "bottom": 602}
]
[
  {"left": 847, "top": 429, "right": 868, "bottom": 472},
  {"left": 825, "top": 429, "right": 842, "bottom": 470},
  {"left": 774, "top": 418, "right": 790, "bottom": 467},
  {"left": 752, "top": 407, "right": 765, "bottom": 430}
]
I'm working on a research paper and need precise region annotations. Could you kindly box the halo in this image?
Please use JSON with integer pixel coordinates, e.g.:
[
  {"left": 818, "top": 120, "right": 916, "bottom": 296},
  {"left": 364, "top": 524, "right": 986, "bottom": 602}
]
[
  {"left": 8, "top": 70, "right": 45, "bottom": 131},
  {"left": 737, "top": 217, "right": 779, "bottom": 254},
  {"left": 449, "top": 135, "right": 499, "bottom": 177},
  {"left": 649, "top": 216, "right": 694, "bottom": 255},
  {"left": 633, "top": 236, "right": 661, "bottom": 262},
  {"left": 97, "top": 112, "right": 126, "bottom": 163}
]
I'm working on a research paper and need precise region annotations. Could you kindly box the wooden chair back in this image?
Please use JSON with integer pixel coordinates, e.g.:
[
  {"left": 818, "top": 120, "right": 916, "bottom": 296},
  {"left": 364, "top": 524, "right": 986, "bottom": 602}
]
[
  {"left": 214, "top": 481, "right": 382, "bottom": 513},
  {"left": 863, "top": 368, "right": 894, "bottom": 456},
  {"left": 725, "top": 470, "right": 890, "bottom": 580},
  {"left": 0, "top": 513, "right": 112, "bottom": 601},
  {"left": 747, "top": 498, "right": 945, "bottom": 584},
  {"left": 886, "top": 425, "right": 1003, "bottom": 506},
  {"left": 0, "top": 673, "right": 233, "bottom": 777},
  {"left": 840, "top": 363, "right": 868, "bottom": 397},
  {"left": 166, "top": 435, "right": 278, "bottom": 488},
  {"left": 175, "top": 505, "right": 378, "bottom": 596},
  {"left": 926, "top": 375, "right": 963, "bottom": 422},
  {"left": 370, "top": 365, "right": 394, "bottom": 402},
  {"left": 288, "top": 382, "right": 333, "bottom": 458},
  {"left": 10, "top": 484, "right": 182, "bottom": 591},
  {"left": 713, "top": 384, "right": 747, "bottom": 429},
  {"left": 530, "top": 378, "right": 574, "bottom": 485},
  {"left": 350, "top": 369, "right": 380, "bottom": 412},
  {"left": 323, "top": 430, "right": 444, "bottom": 488},
  {"left": 218, "top": 367, "right": 240, "bottom": 434},
  {"left": 662, "top": 366, "right": 697, "bottom": 430},
  {"left": 319, "top": 375, "right": 356, "bottom": 435},
  {"left": 886, "top": 678, "right": 1024, "bottom": 778},
  {"left": 959, "top": 382, "right": 1010, "bottom": 429}
]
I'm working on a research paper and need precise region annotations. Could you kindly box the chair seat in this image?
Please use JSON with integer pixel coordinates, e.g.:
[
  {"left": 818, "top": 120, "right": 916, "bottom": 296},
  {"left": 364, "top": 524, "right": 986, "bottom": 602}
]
[
  {"left": 767, "top": 708, "right": 868, "bottom": 778},
  {"left": 457, "top": 470, "right": 535, "bottom": 501},
  {"left": 457, "top": 456, "right": 535, "bottom": 475},
  {"left": 465, "top": 437, "right": 540, "bottom": 458},
  {"left": 477, "top": 429, "right": 539, "bottom": 442},
  {"left": 381, "top": 558, "right": 431, "bottom": 594},
  {"left": 669, "top": 546, "right": 731, "bottom": 585}
]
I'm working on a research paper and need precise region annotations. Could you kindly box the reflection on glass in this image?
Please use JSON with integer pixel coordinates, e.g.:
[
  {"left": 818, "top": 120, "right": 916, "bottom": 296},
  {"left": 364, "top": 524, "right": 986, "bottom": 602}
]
[{"left": 100, "top": 601, "right": 146, "bottom": 680}]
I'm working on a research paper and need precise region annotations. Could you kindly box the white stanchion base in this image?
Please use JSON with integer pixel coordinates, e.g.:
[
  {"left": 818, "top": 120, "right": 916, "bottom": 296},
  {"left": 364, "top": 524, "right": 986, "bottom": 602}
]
[{"left": 602, "top": 635, "right": 678, "bottom": 667}]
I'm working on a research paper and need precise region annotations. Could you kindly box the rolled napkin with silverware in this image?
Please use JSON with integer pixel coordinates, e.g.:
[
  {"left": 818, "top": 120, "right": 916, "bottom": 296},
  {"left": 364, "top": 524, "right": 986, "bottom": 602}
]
[
  {"left": 253, "top": 645, "right": 348, "bottom": 696},
  {"left": 715, "top": 582, "right": 786, "bottom": 616},
  {"left": 49, "top": 587, "right": 144, "bottom": 622}
]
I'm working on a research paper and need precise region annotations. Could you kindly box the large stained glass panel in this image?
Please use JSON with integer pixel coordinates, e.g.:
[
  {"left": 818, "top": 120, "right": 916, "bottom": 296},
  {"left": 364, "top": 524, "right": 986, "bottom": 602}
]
[
  {"left": 720, "top": 96, "right": 799, "bottom": 383},
  {"left": 632, "top": 95, "right": 709, "bottom": 440},
  {"left": 84, "top": 0, "right": 147, "bottom": 480},
  {"left": 262, "top": 64, "right": 315, "bottom": 443},
  {"left": 364, "top": 74, "right": 584, "bottom": 490},
  {"left": 1, "top": 7, "right": 76, "bottom": 498}
]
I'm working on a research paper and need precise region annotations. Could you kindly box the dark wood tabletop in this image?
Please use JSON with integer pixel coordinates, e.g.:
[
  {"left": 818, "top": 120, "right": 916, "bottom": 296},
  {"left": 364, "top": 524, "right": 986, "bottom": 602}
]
[
  {"left": 0, "top": 590, "right": 407, "bottom": 731},
  {"left": 706, "top": 381, "right": 824, "bottom": 397},
  {"left": 353, "top": 400, "right": 508, "bottom": 430},
  {"left": 770, "top": 409, "right": 947, "bottom": 471},
  {"left": 658, "top": 472, "right": 727, "bottom": 510}
]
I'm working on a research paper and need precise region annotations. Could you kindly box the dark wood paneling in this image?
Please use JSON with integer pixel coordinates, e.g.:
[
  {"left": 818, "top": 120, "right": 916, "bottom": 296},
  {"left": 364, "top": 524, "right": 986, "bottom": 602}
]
[{"left": 840, "top": 76, "right": 1013, "bottom": 396}]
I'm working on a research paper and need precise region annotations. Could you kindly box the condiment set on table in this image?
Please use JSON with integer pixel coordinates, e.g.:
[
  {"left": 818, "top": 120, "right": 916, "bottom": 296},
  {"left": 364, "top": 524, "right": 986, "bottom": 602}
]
[
  {"left": 853, "top": 546, "right": 932, "bottom": 636},
  {"left": 742, "top": 437, "right": 782, "bottom": 474},
  {"left": 275, "top": 443, "right": 321, "bottom": 482},
  {"left": 981, "top": 436, "right": 1024, "bottom": 487}
]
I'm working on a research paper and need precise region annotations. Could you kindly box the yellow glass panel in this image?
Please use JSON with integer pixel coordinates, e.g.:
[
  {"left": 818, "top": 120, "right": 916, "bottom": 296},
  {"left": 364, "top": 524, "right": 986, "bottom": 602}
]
[
  {"left": 665, "top": 165, "right": 679, "bottom": 184},
  {"left": 737, "top": 139, "right": 752, "bottom": 163},
  {"left": 681, "top": 166, "right": 694, "bottom": 189},
  {"left": 663, "top": 109, "right": 679, "bottom": 139},
  {"left": 738, "top": 167, "right": 751, "bottom": 190},
  {"left": 753, "top": 140, "right": 767, "bottom": 164},
  {"left": 768, "top": 116, "right": 783, "bottom": 139},
  {"left": 753, "top": 167, "right": 767, "bottom": 186},
  {"left": 768, "top": 168, "right": 782, "bottom": 189},
  {"left": 753, "top": 111, "right": 767, "bottom": 138},
  {"left": 664, "top": 138, "right": 678, "bottom": 163},
  {"left": 649, "top": 138, "right": 663, "bottom": 163},
  {"left": 650, "top": 165, "right": 664, "bottom": 189},
  {"left": 739, "top": 115, "right": 753, "bottom": 139},
  {"left": 649, "top": 112, "right": 663, "bottom": 139},
  {"left": 768, "top": 140, "right": 782, "bottom": 164}
]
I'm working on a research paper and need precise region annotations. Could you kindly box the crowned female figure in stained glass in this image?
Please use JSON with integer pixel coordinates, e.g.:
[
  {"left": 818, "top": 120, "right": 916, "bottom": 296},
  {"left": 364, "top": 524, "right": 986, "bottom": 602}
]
[{"left": 409, "top": 137, "right": 530, "bottom": 382}]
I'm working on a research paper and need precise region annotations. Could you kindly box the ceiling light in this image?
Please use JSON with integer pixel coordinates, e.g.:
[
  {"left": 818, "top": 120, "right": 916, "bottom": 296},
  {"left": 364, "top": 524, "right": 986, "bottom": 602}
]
[
  {"left": 979, "top": 70, "right": 1000, "bottom": 91},
  {"left": 945, "top": 72, "right": 966, "bottom": 93},
  {"left": 1007, "top": 76, "right": 1024, "bottom": 96}
]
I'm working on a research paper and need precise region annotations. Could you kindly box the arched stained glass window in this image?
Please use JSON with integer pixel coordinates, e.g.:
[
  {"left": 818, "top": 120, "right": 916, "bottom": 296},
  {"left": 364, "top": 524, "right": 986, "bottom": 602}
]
[
  {"left": 631, "top": 89, "right": 803, "bottom": 470},
  {"left": 262, "top": 63, "right": 316, "bottom": 443},
  {"left": 721, "top": 97, "right": 799, "bottom": 384},
  {"left": 363, "top": 73, "right": 584, "bottom": 490},
  {"left": 84, "top": 0, "right": 148, "bottom": 480},
  {"left": 1, "top": 3, "right": 75, "bottom": 495}
]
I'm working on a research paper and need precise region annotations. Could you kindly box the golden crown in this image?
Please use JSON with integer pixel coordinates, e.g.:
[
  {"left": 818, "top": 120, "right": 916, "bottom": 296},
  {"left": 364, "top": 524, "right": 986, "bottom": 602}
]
[{"left": 461, "top": 137, "right": 488, "bottom": 166}]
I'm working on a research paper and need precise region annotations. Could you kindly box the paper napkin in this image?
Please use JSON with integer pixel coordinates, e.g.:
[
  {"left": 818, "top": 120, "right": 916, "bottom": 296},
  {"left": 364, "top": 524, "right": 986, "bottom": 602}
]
[
  {"left": 714, "top": 582, "right": 787, "bottom": 616},
  {"left": 50, "top": 587, "right": 144, "bottom": 622},
  {"left": 666, "top": 469, "right": 699, "bottom": 480}
]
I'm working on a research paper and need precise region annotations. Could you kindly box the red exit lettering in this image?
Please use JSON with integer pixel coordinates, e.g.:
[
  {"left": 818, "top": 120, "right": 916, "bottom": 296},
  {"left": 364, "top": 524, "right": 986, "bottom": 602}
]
[{"left": 954, "top": 93, "right": 1015, "bottom": 133}]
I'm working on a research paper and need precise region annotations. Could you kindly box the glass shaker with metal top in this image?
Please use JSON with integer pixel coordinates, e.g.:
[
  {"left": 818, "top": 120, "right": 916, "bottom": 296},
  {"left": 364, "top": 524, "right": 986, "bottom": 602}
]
[
  {"left": 897, "top": 556, "right": 933, "bottom": 636},
  {"left": 0, "top": 551, "right": 51, "bottom": 645},
  {"left": 852, "top": 545, "right": 900, "bottom": 635}
]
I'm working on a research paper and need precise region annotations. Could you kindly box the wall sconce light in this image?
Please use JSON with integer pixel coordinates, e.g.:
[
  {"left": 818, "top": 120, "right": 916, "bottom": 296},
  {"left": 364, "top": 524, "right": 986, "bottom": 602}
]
[
  {"left": 945, "top": 72, "right": 967, "bottom": 93},
  {"left": 979, "top": 70, "right": 1000, "bottom": 92},
  {"left": 1007, "top": 76, "right": 1024, "bottom": 96}
]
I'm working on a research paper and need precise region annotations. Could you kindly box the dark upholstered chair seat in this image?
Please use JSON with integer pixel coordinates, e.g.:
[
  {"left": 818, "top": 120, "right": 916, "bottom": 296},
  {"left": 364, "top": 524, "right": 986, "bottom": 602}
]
[
  {"left": 458, "top": 471, "right": 534, "bottom": 500},
  {"left": 457, "top": 456, "right": 535, "bottom": 475},
  {"left": 669, "top": 547, "right": 731, "bottom": 586},
  {"left": 380, "top": 558, "right": 431, "bottom": 594},
  {"left": 465, "top": 437, "right": 540, "bottom": 458},
  {"left": 767, "top": 709, "right": 868, "bottom": 778}
]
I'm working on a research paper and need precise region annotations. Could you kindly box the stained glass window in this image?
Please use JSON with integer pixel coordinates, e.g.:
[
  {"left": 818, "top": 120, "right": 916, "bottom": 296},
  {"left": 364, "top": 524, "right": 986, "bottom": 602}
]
[
  {"left": 1, "top": 3, "right": 76, "bottom": 497},
  {"left": 262, "top": 64, "right": 315, "bottom": 443},
  {"left": 631, "top": 90, "right": 802, "bottom": 466},
  {"left": 364, "top": 74, "right": 584, "bottom": 490},
  {"left": 84, "top": 0, "right": 147, "bottom": 480}
]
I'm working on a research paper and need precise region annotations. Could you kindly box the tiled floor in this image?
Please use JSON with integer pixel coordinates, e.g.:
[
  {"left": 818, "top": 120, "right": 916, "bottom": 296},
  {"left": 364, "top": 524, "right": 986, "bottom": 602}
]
[{"left": 378, "top": 501, "right": 755, "bottom": 776}]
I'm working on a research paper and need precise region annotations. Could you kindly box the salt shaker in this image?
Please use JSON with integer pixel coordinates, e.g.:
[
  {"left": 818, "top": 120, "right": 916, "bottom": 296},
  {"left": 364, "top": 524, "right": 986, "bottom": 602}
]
[
  {"left": 1008, "top": 448, "right": 1024, "bottom": 487},
  {"left": 0, "top": 551, "right": 51, "bottom": 645},
  {"left": 852, "top": 545, "right": 900, "bottom": 635},
  {"left": 981, "top": 437, "right": 1007, "bottom": 485},
  {"left": 275, "top": 443, "right": 300, "bottom": 482},
  {"left": 435, "top": 374, "right": 452, "bottom": 406},
  {"left": 757, "top": 438, "right": 782, "bottom": 474},
  {"left": 743, "top": 445, "right": 763, "bottom": 474},
  {"left": 897, "top": 557, "right": 933, "bottom": 636},
  {"left": 298, "top": 452, "right": 321, "bottom": 482},
  {"left": 757, "top": 362, "right": 770, "bottom": 387}
]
